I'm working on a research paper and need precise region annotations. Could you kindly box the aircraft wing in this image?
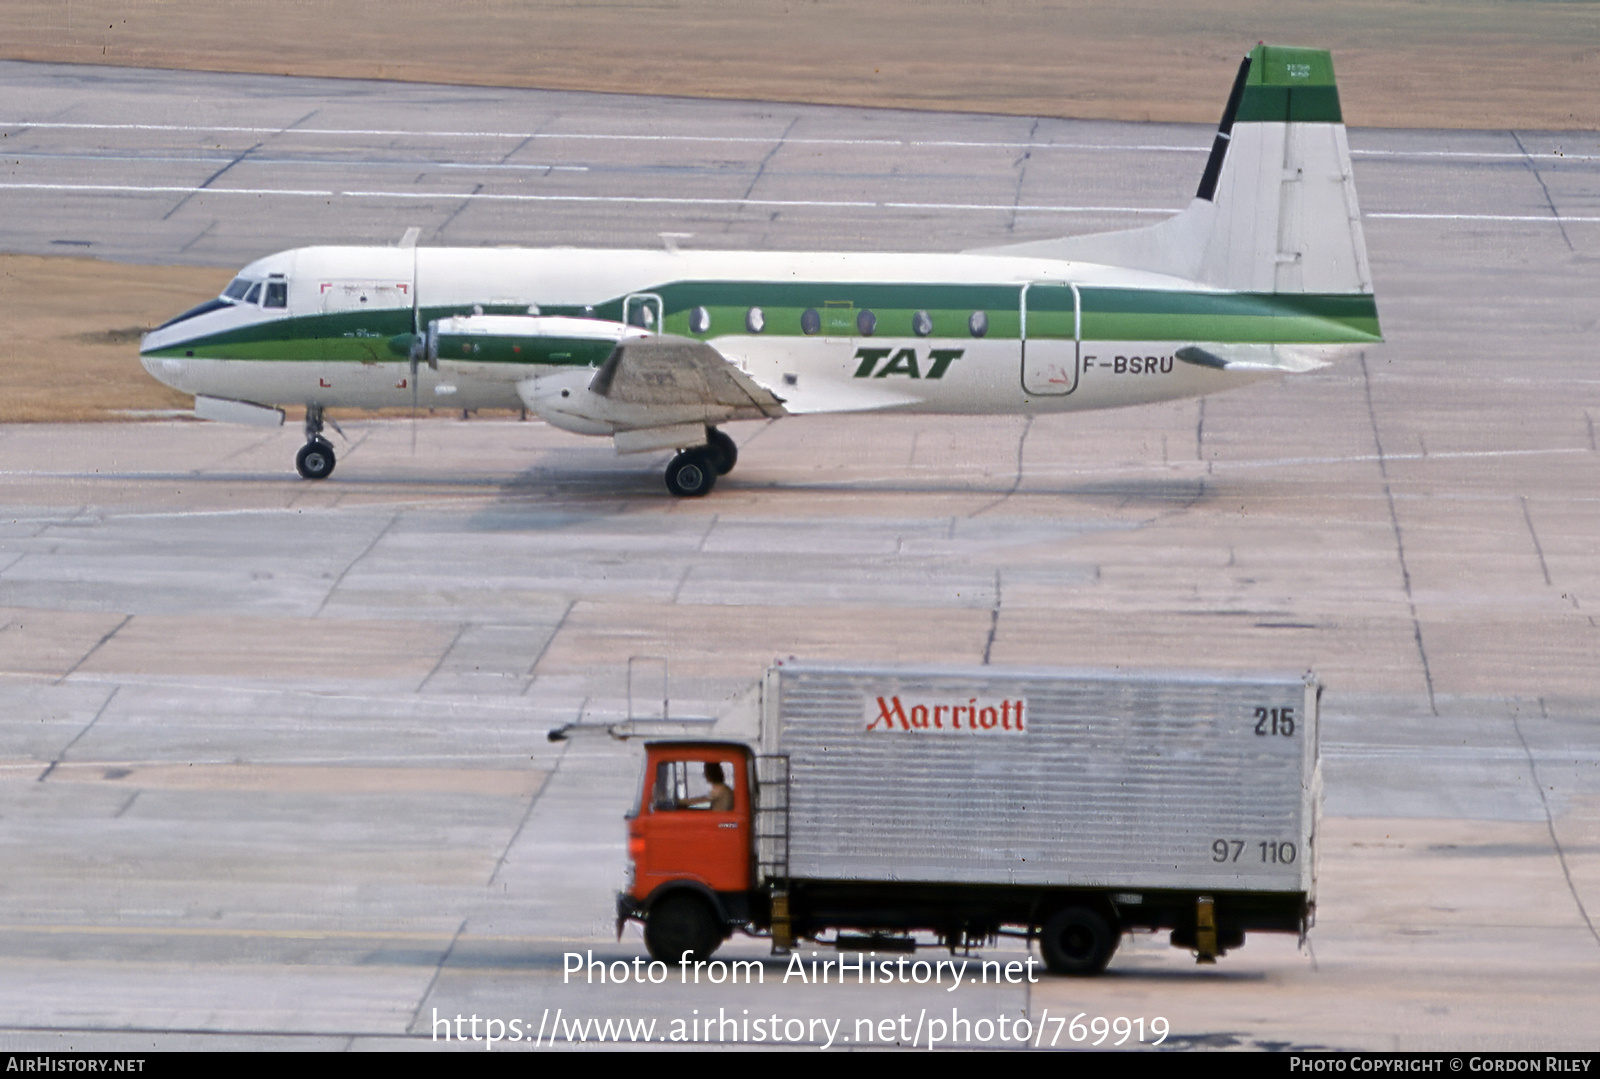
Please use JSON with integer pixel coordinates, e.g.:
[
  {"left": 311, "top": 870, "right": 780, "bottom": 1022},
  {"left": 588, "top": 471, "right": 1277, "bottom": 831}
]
[
  {"left": 591, "top": 336, "right": 786, "bottom": 418},
  {"left": 521, "top": 333, "right": 788, "bottom": 449}
]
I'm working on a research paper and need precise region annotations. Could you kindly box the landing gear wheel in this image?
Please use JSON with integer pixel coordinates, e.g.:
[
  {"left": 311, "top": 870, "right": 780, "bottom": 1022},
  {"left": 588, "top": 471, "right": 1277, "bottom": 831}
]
[
  {"left": 295, "top": 440, "right": 336, "bottom": 480},
  {"left": 705, "top": 427, "right": 737, "bottom": 476},
  {"left": 1039, "top": 907, "right": 1117, "bottom": 976},
  {"left": 665, "top": 448, "right": 717, "bottom": 497},
  {"left": 643, "top": 893, "right": 723, "bottom": 963}
]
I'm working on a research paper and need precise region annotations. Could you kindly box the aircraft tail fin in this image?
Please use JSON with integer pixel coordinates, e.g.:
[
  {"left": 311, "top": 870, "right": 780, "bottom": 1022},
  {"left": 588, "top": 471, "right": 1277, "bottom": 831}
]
[{"left": 974, "top": 45, "right": 1374, "bottom": 298}]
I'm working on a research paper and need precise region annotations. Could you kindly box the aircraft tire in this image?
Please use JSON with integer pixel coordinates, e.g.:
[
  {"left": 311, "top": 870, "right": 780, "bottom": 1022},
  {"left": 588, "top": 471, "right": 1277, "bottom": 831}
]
[
  {"left": 295, "top": 440, "right": 337, "bottom": 481},
  {"left": 1039, "top": 906, "right": 1118, "bottom": 976},
  {"left": 664, "top": 449, "right": 717, "bottom": 497},
  {"left": 705, "top": 427, "right": 737, "bottom": 475}
]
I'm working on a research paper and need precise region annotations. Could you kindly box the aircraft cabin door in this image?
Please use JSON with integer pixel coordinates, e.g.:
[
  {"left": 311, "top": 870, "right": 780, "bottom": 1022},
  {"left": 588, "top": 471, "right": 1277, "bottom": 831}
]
[
  {"left": 1020, "top": 282, "right": 1080, "bottom": 396},
  {"left": 623, "top": 293, "right": 664, "bottom": 335}
]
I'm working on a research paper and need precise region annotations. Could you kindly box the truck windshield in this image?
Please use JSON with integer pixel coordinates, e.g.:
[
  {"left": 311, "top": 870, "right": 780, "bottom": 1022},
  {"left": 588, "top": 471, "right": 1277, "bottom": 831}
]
[{"left": 652, "top": 758, "right": 737, "bottom": 812}]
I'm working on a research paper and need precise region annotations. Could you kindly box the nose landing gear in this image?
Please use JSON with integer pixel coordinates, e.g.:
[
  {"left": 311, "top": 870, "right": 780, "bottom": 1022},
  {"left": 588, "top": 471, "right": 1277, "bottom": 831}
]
[{"left": 296, "top": 404, "right": 337, "bottom": 480}]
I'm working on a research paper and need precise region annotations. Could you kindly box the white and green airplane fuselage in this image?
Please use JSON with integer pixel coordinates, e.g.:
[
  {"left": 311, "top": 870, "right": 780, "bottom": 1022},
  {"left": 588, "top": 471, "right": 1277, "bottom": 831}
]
[{"left": 140, "top": 45, "right": 1381, "bottom": 495}]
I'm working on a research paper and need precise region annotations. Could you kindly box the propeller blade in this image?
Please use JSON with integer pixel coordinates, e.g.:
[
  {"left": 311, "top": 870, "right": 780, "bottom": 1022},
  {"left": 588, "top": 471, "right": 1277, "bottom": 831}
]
[{"left": 410, "top": 242, "right": 420, "bottom": 454}]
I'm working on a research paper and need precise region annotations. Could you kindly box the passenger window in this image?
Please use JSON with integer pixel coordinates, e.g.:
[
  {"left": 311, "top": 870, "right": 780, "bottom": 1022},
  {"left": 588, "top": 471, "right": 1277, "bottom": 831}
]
[
  {"left": 746, "top": 307, "right": 765, "bottom": 334},
  {"left": 652, "top": 759, "right": 738, "bottom": 812},
  {"left": 856, "top": 309, "right": 876, "bottom": 336},
  {"left": 913, "top": 310, "right": 933, "bottom": 337},
  {"left": 969, "top": 310, "right": 989, "bottom": 338},
  {"left": 800, "top": 308, "right": 820, "bottom": 335},
  {"left": 243, "top": 282, "right": 262, "bottom": 305},
  {"left": 689, "top": 306, "right": 711, "bottom": 334},
  {"left": 263, "top": 281, "right": 288, "bottom": 309}
]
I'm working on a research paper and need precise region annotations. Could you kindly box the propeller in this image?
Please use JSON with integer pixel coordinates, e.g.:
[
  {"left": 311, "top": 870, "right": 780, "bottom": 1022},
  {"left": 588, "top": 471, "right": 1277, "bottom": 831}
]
[{"left": 408, "top": 239, "right": 420, "bottom": 454}]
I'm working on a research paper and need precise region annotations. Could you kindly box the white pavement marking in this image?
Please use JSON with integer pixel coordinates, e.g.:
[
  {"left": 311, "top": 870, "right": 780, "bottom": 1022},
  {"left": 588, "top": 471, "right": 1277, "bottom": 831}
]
[
  {"left": 1368, "top": 212, "right": 1600, "bottom": 223},
  {"left": 5, "top": 120, "right": 1598, "bottom": 162},
  {"left": 9, "top": 181, "right": 1599, "bottom": 224}
]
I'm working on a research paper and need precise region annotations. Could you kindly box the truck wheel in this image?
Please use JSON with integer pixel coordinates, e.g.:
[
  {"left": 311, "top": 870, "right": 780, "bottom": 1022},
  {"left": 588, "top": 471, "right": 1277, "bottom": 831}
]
[
  {"left": 1040, "top": 907, "right": 1117, "bottom": 976},
  {"left": 644, "top": 894, "right": 723, "bottom": 963}
]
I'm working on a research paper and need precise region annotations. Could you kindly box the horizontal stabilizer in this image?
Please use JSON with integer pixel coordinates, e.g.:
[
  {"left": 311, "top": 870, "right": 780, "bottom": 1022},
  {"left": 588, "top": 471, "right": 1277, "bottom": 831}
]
[{"left": 1175, "top": 344, "right": 1334, "bottom": 373}]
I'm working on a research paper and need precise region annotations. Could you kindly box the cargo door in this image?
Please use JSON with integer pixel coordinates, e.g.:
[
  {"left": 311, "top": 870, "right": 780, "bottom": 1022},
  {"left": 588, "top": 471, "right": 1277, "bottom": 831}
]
[
  {"left": 318, "top": 279, "right": 411, "bottom": 315},
  {"left": 1021, "top": 281, "right": 1080, "bottom": 395},
  {"left": 315, "top": 278, "right": 414, "bottom": 363}
]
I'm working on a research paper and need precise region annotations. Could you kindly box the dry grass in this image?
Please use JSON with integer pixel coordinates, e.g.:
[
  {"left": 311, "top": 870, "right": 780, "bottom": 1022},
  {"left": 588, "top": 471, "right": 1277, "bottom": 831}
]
[
  {"left": 0, "top": 256, "right": 521, "bottom": 424},
  {"left": 0, "top": 256, "right": 228, "bottom": 421},
  {"left": 3, "top": 0, "right": 1599, "bottom": 129}
]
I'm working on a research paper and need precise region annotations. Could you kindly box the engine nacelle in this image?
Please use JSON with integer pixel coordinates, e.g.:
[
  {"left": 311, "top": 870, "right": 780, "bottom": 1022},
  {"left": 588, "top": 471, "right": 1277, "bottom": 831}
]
[{"left": 520, "top": 368, "right": 617, "bottom": 436}]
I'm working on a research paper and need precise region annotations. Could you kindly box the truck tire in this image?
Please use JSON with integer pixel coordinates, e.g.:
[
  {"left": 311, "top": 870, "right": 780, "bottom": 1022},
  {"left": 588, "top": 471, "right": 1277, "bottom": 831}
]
[
  {"left": 1040, "top": 907, "right": 1117, "bottom": 976},
  {"left": 643, "top": 894, "right": 723, "bottom": 964}
]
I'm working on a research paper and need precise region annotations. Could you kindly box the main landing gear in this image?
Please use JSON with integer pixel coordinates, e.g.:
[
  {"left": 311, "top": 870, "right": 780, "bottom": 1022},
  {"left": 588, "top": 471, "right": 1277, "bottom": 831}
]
[
  {"left": 295, "top": 404, "right": 336, "bottom": 480},
  {"left": 664, "top": 426, "right": 737, "bottom": 498}
]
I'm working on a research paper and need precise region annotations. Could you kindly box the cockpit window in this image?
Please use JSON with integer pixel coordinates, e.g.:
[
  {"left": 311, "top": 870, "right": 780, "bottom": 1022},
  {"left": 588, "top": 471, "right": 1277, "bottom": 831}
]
[
  {"left": 263, "top": 281, "right": 288, "bottom": 309},
  {"left": 222, "top": 277, "right": 255, "bottom": 302},
  {"left": 243, "top": 282, "right": 262, "bottom": 305}
]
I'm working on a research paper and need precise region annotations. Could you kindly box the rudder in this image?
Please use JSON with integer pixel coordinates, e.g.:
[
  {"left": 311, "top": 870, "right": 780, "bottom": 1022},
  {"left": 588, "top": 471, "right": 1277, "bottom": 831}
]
[{"left": 974, "top": 45, "right": 1375, "bottom": 299}]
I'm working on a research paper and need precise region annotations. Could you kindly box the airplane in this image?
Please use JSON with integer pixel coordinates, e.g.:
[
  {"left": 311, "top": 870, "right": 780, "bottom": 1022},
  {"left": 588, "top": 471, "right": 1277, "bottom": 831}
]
[{"left": 140, "top": 44, "right": 1379, "bottom": 497}]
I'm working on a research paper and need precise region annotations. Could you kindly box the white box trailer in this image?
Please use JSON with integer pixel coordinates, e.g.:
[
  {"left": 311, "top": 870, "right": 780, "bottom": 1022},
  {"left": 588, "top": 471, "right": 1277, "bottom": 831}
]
[{"left": 614, "top": 662, "right": 1320, "bottom": 974}]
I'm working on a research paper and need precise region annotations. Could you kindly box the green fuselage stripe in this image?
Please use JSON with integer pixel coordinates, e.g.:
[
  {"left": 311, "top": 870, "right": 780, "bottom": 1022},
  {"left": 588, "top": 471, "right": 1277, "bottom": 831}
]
[{"left": 145, "top": 285, "right": 1380, "bottom": 363}]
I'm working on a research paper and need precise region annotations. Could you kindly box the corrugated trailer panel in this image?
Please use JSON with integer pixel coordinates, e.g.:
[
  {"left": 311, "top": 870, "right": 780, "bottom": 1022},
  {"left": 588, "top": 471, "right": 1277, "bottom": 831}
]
[{"left": 763, "top": 664, "right": 1318, "bottom": 894}]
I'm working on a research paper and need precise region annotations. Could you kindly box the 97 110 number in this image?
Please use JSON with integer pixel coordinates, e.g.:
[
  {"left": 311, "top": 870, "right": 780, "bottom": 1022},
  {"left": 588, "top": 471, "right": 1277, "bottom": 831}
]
[
  {"left": 1254, "top": 706, "right": 1295, "bottom": 736},
  {"left": 1212, "top": 839, "right": 1297, "bottom": 863}
]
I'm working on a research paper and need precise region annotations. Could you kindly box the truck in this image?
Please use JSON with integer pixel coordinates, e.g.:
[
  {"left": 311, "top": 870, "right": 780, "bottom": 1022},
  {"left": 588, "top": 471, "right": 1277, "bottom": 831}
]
[{"left": 611, "top": 662, "right": 1321, "bottom": 975}]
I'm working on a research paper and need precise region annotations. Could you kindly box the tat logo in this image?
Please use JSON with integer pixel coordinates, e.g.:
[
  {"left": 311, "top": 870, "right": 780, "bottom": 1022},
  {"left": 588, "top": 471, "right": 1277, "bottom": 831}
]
[
  {"left": 865, "top": 694, "right": 1027, "bottom": 735},
  {"left": 852, "top": 348, "right": 963, "bottom": 379}
]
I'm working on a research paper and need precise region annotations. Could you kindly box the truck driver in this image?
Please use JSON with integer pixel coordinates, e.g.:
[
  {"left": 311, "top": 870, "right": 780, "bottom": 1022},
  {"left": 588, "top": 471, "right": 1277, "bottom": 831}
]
[{"left": 677, "top": 761, "right": 735, "bottom": 812}]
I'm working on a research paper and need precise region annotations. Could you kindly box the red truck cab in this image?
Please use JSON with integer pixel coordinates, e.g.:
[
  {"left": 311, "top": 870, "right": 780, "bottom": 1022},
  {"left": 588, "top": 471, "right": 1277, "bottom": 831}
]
[{"left": 618, "top": 741, "right": 756, "bottom": 961}]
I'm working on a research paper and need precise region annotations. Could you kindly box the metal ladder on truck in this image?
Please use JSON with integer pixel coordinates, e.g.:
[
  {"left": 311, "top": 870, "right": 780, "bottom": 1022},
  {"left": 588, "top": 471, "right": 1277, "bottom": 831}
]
[{"left": 755, "top": 754, "right": 791, "bottom": 954}]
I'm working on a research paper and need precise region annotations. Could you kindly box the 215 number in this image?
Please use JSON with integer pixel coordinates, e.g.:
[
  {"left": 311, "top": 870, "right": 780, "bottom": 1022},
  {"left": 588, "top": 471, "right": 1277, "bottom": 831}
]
[{"left": 1254, "top": 706, "right": 1295, "bottom": 736}]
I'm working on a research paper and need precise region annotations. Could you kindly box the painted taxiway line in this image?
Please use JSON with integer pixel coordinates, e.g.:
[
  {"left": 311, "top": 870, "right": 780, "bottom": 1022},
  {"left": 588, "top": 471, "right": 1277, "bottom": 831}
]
[
  {"left": 8, "top": 151, "right": 590, "bottom": 172},
  {"left": 1367, "top": 212, "right": 1600, "bottom": 223},
  {"left": 0, "top": 923, "right": 607, "bottom": 946},
  {"left": 0, "top": 443, "right": 1588, "bottom": 490},
  {"left": 7, "top": 182, "right": 1598, "bottom": 224},
  {"left": 0, "top": 182, "right": 1168, "bottom": 215},
  {"left": 5, "top": 120, "right": 1597, "bottom": 162}
]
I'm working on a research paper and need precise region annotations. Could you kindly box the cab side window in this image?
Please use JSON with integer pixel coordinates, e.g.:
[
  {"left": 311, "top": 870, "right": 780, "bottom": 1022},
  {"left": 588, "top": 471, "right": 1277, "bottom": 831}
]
[
  {"left": 263, "top": 281, "right": 288, "bottom": 309},
  {"left": 652, "top": 759, "right": 737, "bottom": 812}
]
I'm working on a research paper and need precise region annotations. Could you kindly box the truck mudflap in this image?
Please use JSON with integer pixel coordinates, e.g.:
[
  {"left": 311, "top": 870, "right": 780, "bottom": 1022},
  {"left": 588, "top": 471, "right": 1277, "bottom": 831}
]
[{"left": 616, "top": 891, "right": 643, "bottom": 940}]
